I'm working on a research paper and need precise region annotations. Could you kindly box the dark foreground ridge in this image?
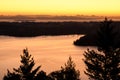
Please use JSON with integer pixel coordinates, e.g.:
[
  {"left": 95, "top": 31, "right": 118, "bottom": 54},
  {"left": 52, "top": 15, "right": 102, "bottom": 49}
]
[{"left": 0, "top": 21, "right": 101, "bottom": 37}]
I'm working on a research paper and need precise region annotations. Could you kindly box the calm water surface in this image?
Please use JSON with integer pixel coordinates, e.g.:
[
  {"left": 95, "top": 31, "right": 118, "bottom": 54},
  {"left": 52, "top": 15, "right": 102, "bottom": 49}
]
[{"left": 0, "top": 35, "right": 95, "bottom": 80}]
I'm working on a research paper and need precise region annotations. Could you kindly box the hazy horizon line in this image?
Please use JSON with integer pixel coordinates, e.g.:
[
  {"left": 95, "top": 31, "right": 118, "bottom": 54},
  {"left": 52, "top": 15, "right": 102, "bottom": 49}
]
[{"left": 0, "top": 14, "right": 120, "bottom": 17}]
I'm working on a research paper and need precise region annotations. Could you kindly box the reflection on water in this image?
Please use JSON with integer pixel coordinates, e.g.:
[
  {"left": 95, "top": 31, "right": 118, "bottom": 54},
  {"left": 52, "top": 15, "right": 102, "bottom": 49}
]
[{"left": 0, "top": 35, "right": 94, "bottom": 80}]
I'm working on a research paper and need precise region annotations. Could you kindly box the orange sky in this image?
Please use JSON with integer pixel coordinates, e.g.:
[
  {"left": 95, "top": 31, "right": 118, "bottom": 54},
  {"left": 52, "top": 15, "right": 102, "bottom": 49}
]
[{"left": 0, "top": 0, "right": 120, "bottom": 16}]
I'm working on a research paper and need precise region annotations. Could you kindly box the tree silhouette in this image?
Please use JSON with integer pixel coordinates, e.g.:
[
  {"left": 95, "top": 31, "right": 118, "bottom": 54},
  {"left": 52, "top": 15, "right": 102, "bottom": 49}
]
[
  {"left": 83, "top": 18, "right": 120, "bottom": 80},
  {"left": 97, "top": 18, "right": 117, "bottom": 52},
  {"left": 48, "top": 70, "right": 63, "bottom": 80},
  {"left": 49, "top": 56, "right": 80, "bottom": 80},
  {"left": 34, "top": 70, "right": 51, "bottom": 80},
  {"left": 3, "top": 48, "right": 41, "bottom": 80},
  {"left": 3, "top": 49, "right": 80, "bottom": 80},
  {"left": 3, "top": 70, "right": 21, "bottom": 80}
]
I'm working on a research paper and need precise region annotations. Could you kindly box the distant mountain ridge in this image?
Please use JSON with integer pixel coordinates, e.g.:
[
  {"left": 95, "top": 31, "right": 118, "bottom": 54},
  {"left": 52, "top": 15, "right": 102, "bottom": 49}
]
[
  {"left": 0, "top": 21, "right": 120, "bottom": 37},
  {"left": 0, "top": 15, "right": 104, "bottom": 21},
  {"left": 0, "top": 21, "right": 100, "bottom": 37}
]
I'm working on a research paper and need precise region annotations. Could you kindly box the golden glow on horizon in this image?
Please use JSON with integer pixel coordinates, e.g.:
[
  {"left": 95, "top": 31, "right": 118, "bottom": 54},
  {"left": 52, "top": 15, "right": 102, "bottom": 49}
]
[{"left": 0, "top": 0, "right": 120, "bottom": 16}]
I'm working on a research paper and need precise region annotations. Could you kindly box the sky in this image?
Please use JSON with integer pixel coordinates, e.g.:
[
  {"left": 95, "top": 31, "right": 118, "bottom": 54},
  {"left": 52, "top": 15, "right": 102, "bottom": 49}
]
[{"left": 0, "top": 0, "right": 120, "bottom": 16}]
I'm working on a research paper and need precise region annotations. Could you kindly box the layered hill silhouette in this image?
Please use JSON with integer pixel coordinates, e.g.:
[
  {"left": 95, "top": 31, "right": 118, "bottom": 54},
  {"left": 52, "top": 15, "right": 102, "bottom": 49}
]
[{"left": 0, "top": 22, "right": 100, "bottom": 37}]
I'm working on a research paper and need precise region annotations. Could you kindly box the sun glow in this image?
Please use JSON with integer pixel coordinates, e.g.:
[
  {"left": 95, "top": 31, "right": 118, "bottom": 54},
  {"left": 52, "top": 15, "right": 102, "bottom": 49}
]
[{"left": 0, "top": 0, "right": 120, "bottom": 16}]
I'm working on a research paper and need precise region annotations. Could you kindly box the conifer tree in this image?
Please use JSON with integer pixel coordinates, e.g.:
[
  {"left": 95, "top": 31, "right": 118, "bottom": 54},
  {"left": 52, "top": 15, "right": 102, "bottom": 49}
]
[
  {"left": 3, "top": 48, "right": 41, "bottom": 80},
  {"left": 3, "top": 70, "right": 21, "bottom": 80},
  {"left": 49, "top": 56, "right": 80, "bottom": 80},
  {"left": 61, "top": 56, "right": 80, "bottom": 80},
  {"left": 35, "top": 70, "right": 50, "bottom": 80},
  {"left": 83, "top": 18, "right": 120, "bottom": 80}
]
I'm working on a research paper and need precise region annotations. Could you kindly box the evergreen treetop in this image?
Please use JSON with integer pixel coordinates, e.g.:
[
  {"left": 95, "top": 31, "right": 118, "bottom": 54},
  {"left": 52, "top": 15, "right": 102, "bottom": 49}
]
[
  {"left": 84, "top": 18, "right": 120, "bottom": 80},
  {"left": 3, "top": 48, "right": 41, "bottom": 80}
]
